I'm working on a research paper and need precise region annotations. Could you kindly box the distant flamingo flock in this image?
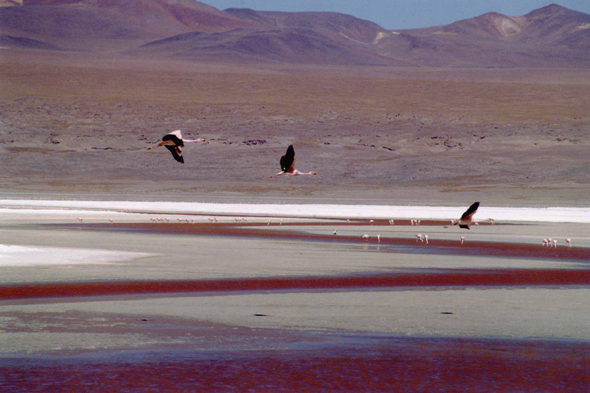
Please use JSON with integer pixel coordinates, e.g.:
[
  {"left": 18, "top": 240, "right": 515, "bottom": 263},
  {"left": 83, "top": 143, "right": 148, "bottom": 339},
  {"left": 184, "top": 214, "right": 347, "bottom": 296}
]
[{"left": 71, "top": 199, "right": 574, "bottom": 248}]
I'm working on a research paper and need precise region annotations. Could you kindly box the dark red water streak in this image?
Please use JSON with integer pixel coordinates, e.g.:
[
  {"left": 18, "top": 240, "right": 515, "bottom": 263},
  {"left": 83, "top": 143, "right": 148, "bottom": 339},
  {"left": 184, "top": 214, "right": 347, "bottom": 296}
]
[
  {"left": 1, "top": 269, "right": 589, "bottom": 301},
  {"left": 2, "top": 338, "right": 588, "bottom": 391}
]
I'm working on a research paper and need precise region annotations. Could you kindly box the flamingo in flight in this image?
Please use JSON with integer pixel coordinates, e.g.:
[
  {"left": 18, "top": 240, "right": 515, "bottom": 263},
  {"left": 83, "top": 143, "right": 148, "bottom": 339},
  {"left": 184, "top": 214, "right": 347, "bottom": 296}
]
[
  {"left": 453, "top": 202, "right": 479, "bottom": 230},
  {"left": 147, "top": 130, "right": 204, "bottom": 163},
  {"left": 270, "top": 145, "right": 316, "bottom": 178}
]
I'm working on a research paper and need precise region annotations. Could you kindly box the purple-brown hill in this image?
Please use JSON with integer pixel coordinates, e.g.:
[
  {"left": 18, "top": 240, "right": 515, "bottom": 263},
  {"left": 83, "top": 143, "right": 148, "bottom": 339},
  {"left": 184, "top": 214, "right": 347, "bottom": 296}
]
[
  {"left": 375, "top": 4, "right": 590, "bottom": 67},
  {"left": 0, "top": 0, "right": 260, "bottom": 50}
]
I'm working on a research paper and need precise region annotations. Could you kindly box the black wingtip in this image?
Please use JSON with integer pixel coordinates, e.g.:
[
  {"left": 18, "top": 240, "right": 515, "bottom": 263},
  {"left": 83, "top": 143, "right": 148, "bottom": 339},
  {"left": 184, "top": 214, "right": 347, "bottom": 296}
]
[
  {"left": 461, "top": 202, "right": 480, "bottom": 220},
  {"left": 172, "top": 154, "right": 184, "bottom": 163},
  {"left": 280, "top": 145, "right": 295, "bottom": 172}
]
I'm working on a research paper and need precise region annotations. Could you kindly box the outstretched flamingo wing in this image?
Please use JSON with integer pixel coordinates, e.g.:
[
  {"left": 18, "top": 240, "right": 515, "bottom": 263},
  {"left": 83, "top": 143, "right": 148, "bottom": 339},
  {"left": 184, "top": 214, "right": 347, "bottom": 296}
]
[
  {"left": 165, "top": 145, "right": 184, "bottom": 163},
  {"left": 460, "top": 202, "right": 480, "bottom": 220},
  {"left": 280, "top": 145, "right": 295, "bottom": 172}
]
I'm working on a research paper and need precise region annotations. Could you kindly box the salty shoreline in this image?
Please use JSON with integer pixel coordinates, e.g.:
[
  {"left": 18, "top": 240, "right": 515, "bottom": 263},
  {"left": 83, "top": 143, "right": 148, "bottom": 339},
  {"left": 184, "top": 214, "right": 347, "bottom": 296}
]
[{"left": 2, "top": 199, "right": 590, "bottom": 222}]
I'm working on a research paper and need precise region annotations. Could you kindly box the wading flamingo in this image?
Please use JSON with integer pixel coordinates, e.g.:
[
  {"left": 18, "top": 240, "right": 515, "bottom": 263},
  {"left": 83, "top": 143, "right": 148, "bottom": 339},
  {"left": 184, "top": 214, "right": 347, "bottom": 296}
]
[
  {"left": 270, "top": 145, "right": 316, "bottom": 178},
  {"left": 147, "top": 130, "right": 205, "bottom": 164}
]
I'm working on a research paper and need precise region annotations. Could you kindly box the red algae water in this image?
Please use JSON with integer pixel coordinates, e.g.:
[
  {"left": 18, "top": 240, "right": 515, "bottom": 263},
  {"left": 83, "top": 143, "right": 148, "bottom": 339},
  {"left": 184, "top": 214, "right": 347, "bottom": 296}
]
[{"left": 1, "top": 337, "right": 588, "bottom": 391}]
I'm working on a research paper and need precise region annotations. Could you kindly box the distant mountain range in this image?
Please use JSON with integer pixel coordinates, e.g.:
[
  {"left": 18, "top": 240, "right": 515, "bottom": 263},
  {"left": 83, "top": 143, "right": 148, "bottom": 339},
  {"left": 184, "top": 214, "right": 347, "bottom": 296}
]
[{"left": 1, "top": 1, "right": 589, "bottom": 67}]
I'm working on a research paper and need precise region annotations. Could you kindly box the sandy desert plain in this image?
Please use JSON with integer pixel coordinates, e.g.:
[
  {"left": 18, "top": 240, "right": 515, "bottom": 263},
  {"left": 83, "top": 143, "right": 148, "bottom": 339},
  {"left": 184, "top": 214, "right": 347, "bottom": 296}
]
[{"left": 1, "top": 50, "right": 590, "bottom": 390}]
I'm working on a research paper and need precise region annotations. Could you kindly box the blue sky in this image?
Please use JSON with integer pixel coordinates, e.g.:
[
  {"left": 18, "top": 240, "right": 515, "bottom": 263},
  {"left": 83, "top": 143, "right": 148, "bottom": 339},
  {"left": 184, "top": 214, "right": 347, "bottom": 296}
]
[{"left": 202, "top": 1, "right": 590, "bottom": 29}]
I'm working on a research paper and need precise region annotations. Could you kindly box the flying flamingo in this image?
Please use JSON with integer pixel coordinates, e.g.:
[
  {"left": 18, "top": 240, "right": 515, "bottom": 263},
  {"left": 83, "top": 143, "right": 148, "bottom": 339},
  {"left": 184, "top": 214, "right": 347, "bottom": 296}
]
[
  {"left": 453, "top": 202, "right": 479, "bottom": 230},
  {"left": 270, "top": 145, "right": 316, "bottom": 178},
  {"left": 147, "top": 130, "right": 205, "bottom": 163}
]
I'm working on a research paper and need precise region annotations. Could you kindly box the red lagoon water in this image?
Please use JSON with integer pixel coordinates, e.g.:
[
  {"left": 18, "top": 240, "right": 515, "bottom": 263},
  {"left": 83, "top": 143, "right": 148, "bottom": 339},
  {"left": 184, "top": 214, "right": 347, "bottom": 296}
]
[{"left": 1, "top": 337, "right": 588, "bottom": 391}]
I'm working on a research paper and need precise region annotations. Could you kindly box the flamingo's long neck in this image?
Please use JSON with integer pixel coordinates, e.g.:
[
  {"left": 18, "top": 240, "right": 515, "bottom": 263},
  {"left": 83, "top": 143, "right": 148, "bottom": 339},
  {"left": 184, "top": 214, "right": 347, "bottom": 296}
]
[
  {"left": 290, "top": 170, "right": 316, "bottom": 176},
  {"left": 183, "top": 139, "right": 203, "bottom": 143}
]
